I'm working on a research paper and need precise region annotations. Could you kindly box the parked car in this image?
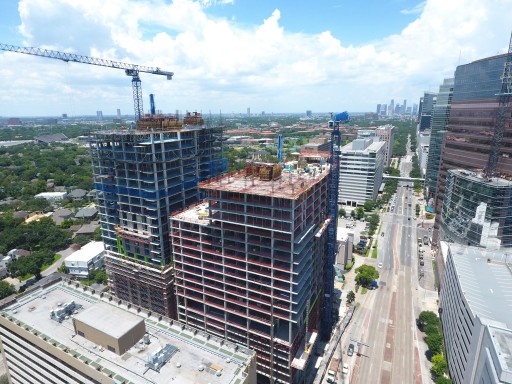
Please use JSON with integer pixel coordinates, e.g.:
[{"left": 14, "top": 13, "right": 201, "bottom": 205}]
[
  {"left": 348, "top": 343, "right": 354, "bottom": 356},
  {"left": 326, "top": 370, "right": 336, "bottom": 383},
  {"left": 420, "top": 260, "right": 424, "bottom": 266},
  {"left": 342, "top": 363, "right": 349, "bottom": 376}
]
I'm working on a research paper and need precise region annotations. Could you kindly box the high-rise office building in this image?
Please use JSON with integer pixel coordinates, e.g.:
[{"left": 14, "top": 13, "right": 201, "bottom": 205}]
[
  {"left": 375, "top": 124, "right": 396, "bottom": 167},
  {"left": 96, "top": 110, "right": 103, "bottom": 121},
  {"left": 418, "top": 92, "right": 436, "bottom": 131},
  {"left": 376, "top": 104, "right": 382, "bottom": 115},
  {"left": 381, "top": 104, "right": 387, "bottom": 116},
  {"left": 0, "top": 278, "right": 256, "bottom": 384},
  {"left": 434, "top": 53, "right": 512, "bottom": 245},
  {"left": 412, "top": 103, "right": 418, "bottom": 116},
  {"left": 425, "top": 78, "right": 454, "bottom": 199},
  {"left": 171, "top": 162, "right": 330, "bottom": 383},
  {"left": 339, "top": 138, "right": 385, "bottom": 206},
  {"left": 389, "top": 99, "right": 394, "bottom": 116},
  {"left": 440, "top": 170, "right": 512, "bottom": 248},
  {"left": 439, "top": 242, "right": 512, "bottom": 384},
  {"left": 90, "top": 113, "right": 225, "bottom": 318}
]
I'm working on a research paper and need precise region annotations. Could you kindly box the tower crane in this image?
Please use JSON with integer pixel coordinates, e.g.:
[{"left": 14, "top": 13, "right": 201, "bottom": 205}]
[
  {"left": 0, "top": 43, "right": 174, "bottom": 120},
  {"left": 322, "top": 111, "right": 349, "bottom": 340}
]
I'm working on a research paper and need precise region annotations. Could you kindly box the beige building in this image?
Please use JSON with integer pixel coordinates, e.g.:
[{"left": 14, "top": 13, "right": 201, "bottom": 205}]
[
  {"left": 375, "top": 125, "right": 396, "bottom": 167},
  {"left": 0, "top": 278, "right": 256, "bottom": 384}
]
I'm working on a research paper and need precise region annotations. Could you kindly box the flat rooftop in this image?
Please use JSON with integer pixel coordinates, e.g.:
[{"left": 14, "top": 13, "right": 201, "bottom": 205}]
[
  {"left": 449, "top": 169, "right": 512, "bottom": 187},
  {"left": 443, "top": 242, "right": 512, "bottom": 329},
  {"left": 199, "top": 167, "right": 329, "bottom": 199},
  {"left": 66, "top": 241, "right": 104, "bottom": 263},
  {"left": 488, "top": 325, "right": 512, "bottom": 380},
  {"left": 2, "top": 281, "right": 254, "bottom": 384}
]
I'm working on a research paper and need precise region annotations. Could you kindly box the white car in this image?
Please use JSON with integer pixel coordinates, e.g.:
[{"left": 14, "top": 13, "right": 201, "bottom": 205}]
[
  {"left": 342, "top": 363, "right": 350, "bottom": 376},
  {"left": 378, "top": 262, "right": 383, "bottom": 268},
  {"left": 326, "top": 370, "right": 336, "bottom": 383}
]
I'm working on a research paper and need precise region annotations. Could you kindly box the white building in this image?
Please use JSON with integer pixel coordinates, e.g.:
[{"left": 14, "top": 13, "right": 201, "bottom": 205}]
[
  {"left": 0, "top": 279, "right": 257, "bottom": 384},
  {"left": 64, "top": 241, "right": 105, "bottom": 278},
  {"left": 339, "top": 138, "right": 385, "bottom": 206},
  {"left": 35, "top": 191, "right": 67, "bottom": 202},
  {"left": 439, "top": 242, "right": 512, "bottom": 384}
]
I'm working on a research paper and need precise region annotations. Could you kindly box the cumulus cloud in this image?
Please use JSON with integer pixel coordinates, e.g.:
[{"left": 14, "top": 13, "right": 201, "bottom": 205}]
[
  {"left": 1, "top": 0, "right": 511, "bottom": 116},
  {"left": 401, "top": 1, "right": 426, "bottom": 15}
]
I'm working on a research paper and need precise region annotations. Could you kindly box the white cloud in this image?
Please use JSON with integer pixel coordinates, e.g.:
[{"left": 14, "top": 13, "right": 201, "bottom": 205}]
[
  {"left": 1, "top": 0, "right": 511, "bottom": 117},
  {"left": 401, "top": 1, "right": 426, "bottom": 15}
]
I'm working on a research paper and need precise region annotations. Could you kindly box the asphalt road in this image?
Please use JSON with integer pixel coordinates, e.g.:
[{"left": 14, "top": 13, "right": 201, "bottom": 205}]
[{"left": 340, "top": 154, "right": 428, "bottom": 384}]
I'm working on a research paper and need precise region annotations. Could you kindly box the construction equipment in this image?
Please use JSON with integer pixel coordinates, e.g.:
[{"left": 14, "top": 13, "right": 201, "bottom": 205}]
[
  {"left": 0, "top": 43, "right": 174, "bottom": 120},
  {"left": 486, "top": 32, "right": 512, "bottom": 176},
  {"left": 322, "top": 111, "right": 349, "bottom": 340}
]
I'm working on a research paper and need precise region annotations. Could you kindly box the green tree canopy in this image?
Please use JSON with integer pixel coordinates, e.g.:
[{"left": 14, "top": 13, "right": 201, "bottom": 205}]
[
  {"left": 346, "top": 290, "right": 355, "bottom": 304},
  {"left": 0, "top": 281, "right": 16, "bottom": 300},
  {"left": 431, "top": 354, "right": 448, "bottom": 377},
  {"left": 355, "top": 264, "right": 379, "bottom": 287},
  {"left": 435, "top": 376, "right": 452, "bottom": 384},
  {"left": 338, "top": 207, "right": 347, "bottom": 217},
  {"left": 425, "top": 332, "right": 444, "bottom": 355},
  {"left": 419, "top": 310, "right": 441, "bottom": 330},
  {"left": 363, "top": 200, "right": 376, "bottom": 212}
]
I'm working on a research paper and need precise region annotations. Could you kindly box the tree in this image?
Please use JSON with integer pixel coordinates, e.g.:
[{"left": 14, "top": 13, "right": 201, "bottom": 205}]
[
  {"left": 419, "top": 311, "right": 441, "bottom": 330},
  {"left": 350, "top": 210, "right": 356, "bottom": 218},
  {"left": 0, "top": 281, "right": 16, "bottom": 299},
  {"left": 355, "top": 264, "right": 379, "bottom": 287},
  {"left": 435, "top": 376, "right": 452, "bottom": 384},
  {"left": 355, "top": 207, "right": 365, "bottom": 220},
  {"left": 346, "top": 290, "right": 355, "bottom": 304},
  {"left": 425, "top": 332, "right": 444, "bottom": 355},
  {"left": 363, "top": 200, "right": 375, "bottom": 212},
  {"left": 73, "top": 235, "right": 90, "bottom": 247},
  {"left": 0, "top": 374, "right": 9, "bottom": 384},
  {"left": 338, "top": 207, "right": 347, "bottom": 218},
  {"left": 367, "top": 213, "right": 380, "bottom": 235},
  {"left": 431, "top": 354, "right": 448, "bottom": 377},
  {"left": 92, "top": 270, "right": 108, "bottom": 285}
]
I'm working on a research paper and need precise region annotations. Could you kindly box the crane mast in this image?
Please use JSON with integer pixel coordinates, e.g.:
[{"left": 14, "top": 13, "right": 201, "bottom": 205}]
[
  {"left": 322, "top": 111, "right": 349, "bottom": 340},
  {"left": 0, "top": 43, "right": 174, "bottom": 120}
]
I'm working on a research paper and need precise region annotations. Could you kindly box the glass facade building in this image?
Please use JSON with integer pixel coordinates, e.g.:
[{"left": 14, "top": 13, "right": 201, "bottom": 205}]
[
  {"left": 439, "top": 170, "right": 512, "bottom": 249},
  {"left": 434, "top": 53, "right": 512, "bottom": 245},
  {"left": 425, "top": 78, "right": 453, "bottom": 198}
]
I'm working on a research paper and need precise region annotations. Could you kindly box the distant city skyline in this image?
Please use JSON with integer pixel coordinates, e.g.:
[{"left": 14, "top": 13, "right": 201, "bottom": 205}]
[{"left": 0, "top": 0, "right": 511, "bottom": 117}]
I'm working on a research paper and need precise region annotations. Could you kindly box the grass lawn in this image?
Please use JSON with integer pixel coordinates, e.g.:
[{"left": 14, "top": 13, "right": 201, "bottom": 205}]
[
  {"left": 371, "top": 242, "right": 378, "bottom": 259},
  {"left": 361, "top": 287, "right": 368, "bottom": 295}
]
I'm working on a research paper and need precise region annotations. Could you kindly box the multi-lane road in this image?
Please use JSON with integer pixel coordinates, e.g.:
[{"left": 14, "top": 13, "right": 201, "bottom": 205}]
[{"left": 338, "top": 154, "right": 433, "bottom": 384}]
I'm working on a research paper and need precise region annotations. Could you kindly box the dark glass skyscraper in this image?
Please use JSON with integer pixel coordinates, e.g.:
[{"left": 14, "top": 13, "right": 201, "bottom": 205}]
[
  {"left": 434, "top": 53, "right": 512, "bottom": 245},
  {"left": 425, "top": 78, "right": 454, "bottom": 199}
]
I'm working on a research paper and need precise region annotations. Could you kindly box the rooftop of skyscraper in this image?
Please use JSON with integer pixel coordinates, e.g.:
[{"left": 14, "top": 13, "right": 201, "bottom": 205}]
[
  {"left": 441, "top": 242, "right": 512, "bottom": 329},
  {"left": 0, "top": 279, "right": 255, "bottom": 384},
  {"left": 198, "top": 161, "right": 329, "bottom": 199}
]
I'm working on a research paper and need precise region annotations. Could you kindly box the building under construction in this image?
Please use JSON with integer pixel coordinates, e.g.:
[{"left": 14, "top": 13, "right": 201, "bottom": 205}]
[
  {"left": 170, "top": 161, "right": 331, "bottom": 383},
  {"left": 90, "top": 112, "right": 225, "bottom": 318}
]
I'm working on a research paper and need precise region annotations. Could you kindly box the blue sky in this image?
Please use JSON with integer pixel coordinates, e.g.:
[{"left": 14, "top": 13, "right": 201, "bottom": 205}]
[{"left": 0, "top": 0, "right": 511, "bottom": 117}]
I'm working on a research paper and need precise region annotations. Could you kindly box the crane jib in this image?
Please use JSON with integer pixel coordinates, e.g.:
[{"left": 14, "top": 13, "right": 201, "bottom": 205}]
[{"left": 0, "top": 42, "right": 174, "bottom": 120}]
